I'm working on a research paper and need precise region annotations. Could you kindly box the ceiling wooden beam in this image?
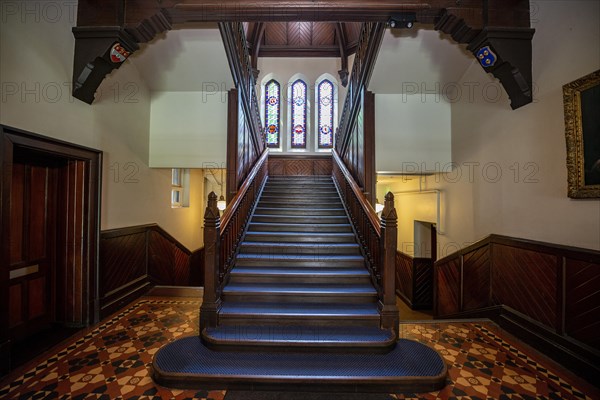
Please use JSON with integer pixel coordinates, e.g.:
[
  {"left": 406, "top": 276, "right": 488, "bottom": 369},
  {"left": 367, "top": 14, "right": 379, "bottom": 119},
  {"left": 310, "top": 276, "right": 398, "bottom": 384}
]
[{"left": 72, "top": 0, "right": 534, "bottom": 108}]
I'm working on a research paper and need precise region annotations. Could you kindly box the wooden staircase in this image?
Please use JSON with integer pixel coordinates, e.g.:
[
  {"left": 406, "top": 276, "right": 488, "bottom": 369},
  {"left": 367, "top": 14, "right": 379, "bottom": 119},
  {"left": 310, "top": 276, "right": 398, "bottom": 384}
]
[
  {"left": 153, "top": 172, "right": 447, "bottom": 392},
  {"left": 203, "top": 176, "right": 396, "bottom": 350}
]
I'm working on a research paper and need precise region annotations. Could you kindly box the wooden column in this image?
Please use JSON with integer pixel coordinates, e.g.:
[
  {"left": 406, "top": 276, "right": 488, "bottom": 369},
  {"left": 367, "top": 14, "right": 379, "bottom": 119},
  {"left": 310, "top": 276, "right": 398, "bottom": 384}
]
[
  {"left": 200, "top": 192, "right": 221, "bottom": 330},
  {"left": 363, "top": 90, "right": 376, "bottom": 206},
  {"left": 226, "top": 89, "right": 239, "bottom": 203},
  {"left": 380, "top": 192, "right": 399, "bottom": 335}
]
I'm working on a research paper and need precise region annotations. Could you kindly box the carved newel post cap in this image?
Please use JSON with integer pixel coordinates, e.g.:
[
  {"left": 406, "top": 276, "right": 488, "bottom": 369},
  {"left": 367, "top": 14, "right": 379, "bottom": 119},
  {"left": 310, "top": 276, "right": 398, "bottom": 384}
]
[
  {"left": 205, "top": 192, "right": 220, "bottom": 221},
  {"left": 382, "top": 192, "right": 397, "bottom": 222}
]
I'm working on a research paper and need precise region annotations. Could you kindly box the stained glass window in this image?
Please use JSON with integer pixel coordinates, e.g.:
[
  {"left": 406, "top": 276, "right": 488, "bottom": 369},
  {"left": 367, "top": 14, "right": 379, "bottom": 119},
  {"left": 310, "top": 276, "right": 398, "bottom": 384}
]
[
  {"left": 264, "top": 79, "right": 280, "bottom": 148},
  {"left": 290, "top": 79, "right": 307, "bottom": 148},
  {"left": 318, "top": 80, "right": 334, "bottom": 148}
]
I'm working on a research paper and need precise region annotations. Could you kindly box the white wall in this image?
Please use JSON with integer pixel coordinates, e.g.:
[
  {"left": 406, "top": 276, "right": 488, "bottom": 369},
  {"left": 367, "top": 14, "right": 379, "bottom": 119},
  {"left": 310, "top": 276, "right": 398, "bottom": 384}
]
[
  {"left": 257, "top": 57, "right": 346, "bottom": 153},
  {"left": 149, "top": 91, "right": 228, "bottom": 168},
  {"left": 375, "top": 94, "right": 452, "bottom": 173},
  {"left": 0, "top": 3, "right": 205, "bottom": 250},
  {"left": 376, "top": 177, "right": 439, "bottom": 257},
  {"left": 425, "top": 0, "right": 600, "bottom": 256}
]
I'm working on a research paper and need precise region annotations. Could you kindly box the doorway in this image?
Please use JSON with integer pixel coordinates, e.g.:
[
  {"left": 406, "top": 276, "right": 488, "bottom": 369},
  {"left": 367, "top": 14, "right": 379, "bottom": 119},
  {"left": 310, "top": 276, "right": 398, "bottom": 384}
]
[{"left": 0, "top": 126, "right": 102, "bottom": 375}]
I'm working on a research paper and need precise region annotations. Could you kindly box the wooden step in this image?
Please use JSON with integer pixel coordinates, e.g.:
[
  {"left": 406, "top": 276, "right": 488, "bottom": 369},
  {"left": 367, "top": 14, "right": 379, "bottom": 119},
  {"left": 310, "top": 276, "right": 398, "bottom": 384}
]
[
  {"left": 229, "top": 266, "right": 371, "bottom": 284},
  {"left": 258, "top": 200, "right": 343, "bottom": 208},
  {"left": 253, "top": 207, "right": 347, "bottom": 216},
  {"left": 202, "top": 325, "right": 395, "bottom": 351},
  {"left": 153, "top": 336, "right": 448, "bottom": 392},
  {"left": 217, "top": 302, "right": 381, "bottom": 326},
  {"left": 222, "top": 282, "right": 378, "bottom": 303},
  {"left": 244, "top": 231, "right": 356, "bottom": 243},
  {"left": 234, "top": 254, "right": 365, "bottom": 268},
  {"left": 238, "top": 242, "right": 361, "bottom": 256},
  {"left": 247, "top": 222, "right": 353, "bottom": 233},
  {"left": 251, "top": 214, "right": 349, "bottom": 224}
]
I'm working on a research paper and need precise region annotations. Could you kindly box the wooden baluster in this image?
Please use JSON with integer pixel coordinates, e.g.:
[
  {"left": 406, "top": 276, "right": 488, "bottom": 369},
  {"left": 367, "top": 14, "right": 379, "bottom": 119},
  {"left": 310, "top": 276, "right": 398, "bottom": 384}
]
[
  {"left": 379, "top": 192, "right": 399, "bottom": 337},
  {"left": 200, "top": 192, "right": 222, "bottom": 331}
]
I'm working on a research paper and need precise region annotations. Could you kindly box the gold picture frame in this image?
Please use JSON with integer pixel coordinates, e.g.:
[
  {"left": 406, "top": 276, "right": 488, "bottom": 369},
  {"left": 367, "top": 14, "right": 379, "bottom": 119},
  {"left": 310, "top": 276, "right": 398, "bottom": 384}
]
[{"left": 563, "top": 69, "right": 600, "bottom": 198}]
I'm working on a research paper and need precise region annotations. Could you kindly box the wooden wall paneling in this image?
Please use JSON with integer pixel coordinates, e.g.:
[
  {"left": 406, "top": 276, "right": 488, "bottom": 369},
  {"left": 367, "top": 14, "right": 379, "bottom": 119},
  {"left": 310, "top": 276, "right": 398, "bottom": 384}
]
[
  {"left": 492, "top": 244, "right": 558, "bottom": 330},
  {"left": 189, "top": 248, "right": 205, "bottom": 287},
  {"left": 285, "top": 160, "right": 312, "bottom": 175},
  {"left": 9, "top": 164, "right": 24, "bottom": 265},
  {"left": 267, "top": 155, "right": 332, "bottom": 176},
  {"left": 413, "top": 258, "right": 434, "bottom": 309},
  {"left": 148, "top": 230, "right": 175, "bottom": 285},
  {"left": 99, "top": 227, "right": 149, "bottom": 317},
  {"left": 395, "top": 251, "right": 413, "bottom": 305},
  {"left": 462, "top": 245, "right": 491, "bottom": 311},
  {"left": 436, "top": 257, "right": 461, "bottom": 316},
  {"left": 313, "top": 159, "right": 332, "bottom": 175},
  {"left": 565, "top": 258, "right": 600, "bottom": 350}
]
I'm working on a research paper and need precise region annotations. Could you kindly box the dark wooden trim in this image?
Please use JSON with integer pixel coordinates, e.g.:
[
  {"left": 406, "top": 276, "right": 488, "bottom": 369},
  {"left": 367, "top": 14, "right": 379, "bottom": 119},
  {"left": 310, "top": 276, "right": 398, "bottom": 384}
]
[
  {"left": 73, "top": 2, "right": 533, "bottom": 109},
  {"left": 148, "top": 286, "right": 203, "bottom": 297},
  {"left": 226, "top": 88, "right": 240, "bottom": 202},
  {"left": 0, "top": 125, "right": 102, "bottom": 375},
  {"left": 363, "top": 91, "right": 376, "bottom": 206}
]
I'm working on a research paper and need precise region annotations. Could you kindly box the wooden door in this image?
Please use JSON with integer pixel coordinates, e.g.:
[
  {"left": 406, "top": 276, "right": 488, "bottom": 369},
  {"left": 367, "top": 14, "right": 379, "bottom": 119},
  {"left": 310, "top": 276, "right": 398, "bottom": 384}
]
[{"left": 8, "top": 150, "right": 59, "bottom": 339}]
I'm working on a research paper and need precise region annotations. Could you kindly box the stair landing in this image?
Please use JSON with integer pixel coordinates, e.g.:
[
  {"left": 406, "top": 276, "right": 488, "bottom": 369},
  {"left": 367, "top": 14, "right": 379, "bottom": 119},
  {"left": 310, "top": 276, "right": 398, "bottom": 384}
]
[{"left": 153, "top": 336, "right": 447, "bottom": 392}]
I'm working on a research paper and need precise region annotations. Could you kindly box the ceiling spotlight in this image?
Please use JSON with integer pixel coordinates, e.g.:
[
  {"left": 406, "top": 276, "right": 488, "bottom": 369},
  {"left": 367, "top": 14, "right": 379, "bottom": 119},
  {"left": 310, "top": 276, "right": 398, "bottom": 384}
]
[{"left": 389, "top": 12, "right": 417, "bottom": 29}]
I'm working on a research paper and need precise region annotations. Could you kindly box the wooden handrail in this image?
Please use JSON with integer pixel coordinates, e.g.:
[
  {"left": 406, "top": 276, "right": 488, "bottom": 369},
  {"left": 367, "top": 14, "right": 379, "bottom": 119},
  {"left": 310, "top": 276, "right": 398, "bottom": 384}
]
[
  {"left": 332, "top": 149, "right": 380, "bottom": 233},
  {"left": 221, "top": 149, "right": 268, "bottom": 230}
]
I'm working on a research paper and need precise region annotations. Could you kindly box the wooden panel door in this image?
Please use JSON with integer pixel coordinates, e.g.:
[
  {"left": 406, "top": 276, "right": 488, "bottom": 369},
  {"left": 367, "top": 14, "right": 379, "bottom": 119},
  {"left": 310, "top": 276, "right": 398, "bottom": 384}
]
[{"left": 8, "top": 152, "right": 58, "bottom": 339}]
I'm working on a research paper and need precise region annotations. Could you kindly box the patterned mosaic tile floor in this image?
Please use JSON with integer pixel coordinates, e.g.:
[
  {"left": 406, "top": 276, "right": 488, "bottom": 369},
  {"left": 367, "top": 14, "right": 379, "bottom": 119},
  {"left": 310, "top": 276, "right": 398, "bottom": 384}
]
[{"left": 1, "top": 297, "right": 598, "bottom": 400}]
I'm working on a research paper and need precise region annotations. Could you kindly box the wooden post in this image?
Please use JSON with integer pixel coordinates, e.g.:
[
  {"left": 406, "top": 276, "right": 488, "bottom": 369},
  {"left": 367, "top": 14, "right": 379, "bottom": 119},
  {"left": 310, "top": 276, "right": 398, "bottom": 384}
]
[
  {"left": 200, "top": 192, "right": 222, "bottom": 331},
  {"left": 380, "top": 192, "right": 399, "bottom": 336}
]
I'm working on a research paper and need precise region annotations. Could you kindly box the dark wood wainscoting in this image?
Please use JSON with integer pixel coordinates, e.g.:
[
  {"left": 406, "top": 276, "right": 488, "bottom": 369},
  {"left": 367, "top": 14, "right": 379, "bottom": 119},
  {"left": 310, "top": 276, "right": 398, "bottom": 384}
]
[
  {"left": 435, "top": 234, "right": 600, "bottom": 384},
  {"left": 395, "top": 252, "right": 434, "bottom": 310},
  {"left": 268, "top": 154, "right": 332, "bottom": 176},
  {"left": 99, "top": 224, "right": 203, "bottom": 318}
]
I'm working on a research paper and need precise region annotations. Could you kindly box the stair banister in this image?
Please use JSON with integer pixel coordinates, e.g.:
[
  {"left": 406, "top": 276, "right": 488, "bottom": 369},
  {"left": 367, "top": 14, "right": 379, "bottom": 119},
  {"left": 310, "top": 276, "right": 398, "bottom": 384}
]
[
  {"left": 201, "top": 192, "right": 222, "bottom": 329},
  {"left": 332, "top": 150, "right": 399, "bottom": 333},
  {"left": 201, "top": 149, "right": 269, "bottom": 330},
  {"left": 380, "top": 192, "right": 399, "bottom": 330}
]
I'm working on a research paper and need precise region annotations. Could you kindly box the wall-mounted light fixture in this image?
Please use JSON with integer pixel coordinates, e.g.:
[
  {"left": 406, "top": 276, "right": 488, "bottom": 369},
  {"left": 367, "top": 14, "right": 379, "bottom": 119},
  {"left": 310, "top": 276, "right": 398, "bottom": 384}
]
[{"left": 217, "top": 168, "right": 226, "bottom": 212}]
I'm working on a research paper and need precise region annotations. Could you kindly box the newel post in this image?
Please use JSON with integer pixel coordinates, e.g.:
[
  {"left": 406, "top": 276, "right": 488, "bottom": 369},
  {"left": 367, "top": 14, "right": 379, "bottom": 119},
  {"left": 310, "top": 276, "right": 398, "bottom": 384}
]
[
  {"left": 379, "top": 192, "right": 399, "bottom": 335},
  {"left": 200, "top": 192, "right": 222, "bottom": 331}
]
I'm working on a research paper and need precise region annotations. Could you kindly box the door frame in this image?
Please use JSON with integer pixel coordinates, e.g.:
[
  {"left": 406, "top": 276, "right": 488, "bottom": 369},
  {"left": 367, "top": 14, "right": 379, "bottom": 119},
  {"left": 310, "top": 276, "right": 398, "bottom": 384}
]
[{"left": 0, "top": 125, "right": 102, "bottom": 374}]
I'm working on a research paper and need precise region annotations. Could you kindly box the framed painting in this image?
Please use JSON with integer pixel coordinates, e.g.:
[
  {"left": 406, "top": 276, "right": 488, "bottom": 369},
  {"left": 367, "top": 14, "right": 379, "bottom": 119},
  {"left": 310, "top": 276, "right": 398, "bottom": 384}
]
[{"left": 563, "top": 69, "right": 600, "bottom": 198}]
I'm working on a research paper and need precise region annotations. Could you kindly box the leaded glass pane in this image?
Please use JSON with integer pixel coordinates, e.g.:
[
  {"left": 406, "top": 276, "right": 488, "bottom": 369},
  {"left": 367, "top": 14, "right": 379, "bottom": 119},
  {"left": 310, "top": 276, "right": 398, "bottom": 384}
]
[
  {"left": 318, "top": 80, "right": 334, "bottom": 148},
  {"left": 291, "top": 79, "right": 307, "bottom": 148},
  {"left": 264, "top": 79, "right": 280, "bottom": 148}
]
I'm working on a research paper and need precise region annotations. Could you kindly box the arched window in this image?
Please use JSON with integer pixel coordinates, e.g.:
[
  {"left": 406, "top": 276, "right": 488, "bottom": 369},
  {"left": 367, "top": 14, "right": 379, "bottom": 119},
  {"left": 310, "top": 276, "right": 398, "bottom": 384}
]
[
  {"left": 264, "top": 79, "right": 281, "bottom": 148},
  {"left": 317, "top": 79, "right": 334, "bottom": 148},
  {"left": 290, "top": 79, "right": 307, "bottom": 148}
]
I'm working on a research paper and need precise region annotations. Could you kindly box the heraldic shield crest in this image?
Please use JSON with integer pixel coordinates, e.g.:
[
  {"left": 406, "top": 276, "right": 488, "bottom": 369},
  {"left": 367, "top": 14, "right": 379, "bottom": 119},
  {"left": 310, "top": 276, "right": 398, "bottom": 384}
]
[{"left": 476, "top": 46, "right": 497, "bottom": 68}]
